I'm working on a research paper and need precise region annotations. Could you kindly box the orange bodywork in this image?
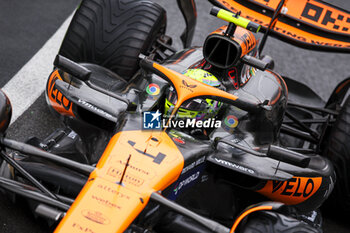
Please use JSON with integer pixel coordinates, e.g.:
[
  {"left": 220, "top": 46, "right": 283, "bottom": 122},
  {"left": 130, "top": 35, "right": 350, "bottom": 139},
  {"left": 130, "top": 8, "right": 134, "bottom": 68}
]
[
  {"left": 253, "top": 0, "right": 349, "bottom": 33},
  {"left": 47, "top": 70, "right": 74, "bottom": 117},
  {"left": 213, "top": 0, "right": 350, "bottom": 50},
  {"left": 54, "top": 62, "right": 244, "bottom": 233},
  {"left": 55, "top": 130, "right": 184, "bottom": 233},
  {"left": 257, "top": 176, "right": 322, "bottom": 205}
]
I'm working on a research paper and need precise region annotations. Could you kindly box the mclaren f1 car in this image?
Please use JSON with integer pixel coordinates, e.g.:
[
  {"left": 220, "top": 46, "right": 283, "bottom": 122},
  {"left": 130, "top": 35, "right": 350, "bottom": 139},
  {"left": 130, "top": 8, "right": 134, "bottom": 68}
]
[{"left": 0, "top": 0, "right": 350, "bottom": 232}]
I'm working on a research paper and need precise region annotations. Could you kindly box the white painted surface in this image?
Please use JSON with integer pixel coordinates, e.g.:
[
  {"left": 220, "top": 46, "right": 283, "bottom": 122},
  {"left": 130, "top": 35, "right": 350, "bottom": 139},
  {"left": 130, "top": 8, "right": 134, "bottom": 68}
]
[{"left": 2, "top": 13, "right": 73, "bottom": 124}]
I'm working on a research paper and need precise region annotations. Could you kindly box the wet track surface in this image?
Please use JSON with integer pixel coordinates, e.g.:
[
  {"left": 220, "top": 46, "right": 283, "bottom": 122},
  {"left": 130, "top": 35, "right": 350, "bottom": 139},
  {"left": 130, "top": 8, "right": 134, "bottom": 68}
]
[{"left": 1, "top": 0, "right": 350, "bottom": 232}]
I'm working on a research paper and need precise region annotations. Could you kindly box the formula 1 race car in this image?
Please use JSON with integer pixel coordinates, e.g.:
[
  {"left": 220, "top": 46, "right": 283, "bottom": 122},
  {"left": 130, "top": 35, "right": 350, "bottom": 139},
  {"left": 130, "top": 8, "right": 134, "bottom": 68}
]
[{"left": 0, "top": 0, "right": 350, "bottom": 232}]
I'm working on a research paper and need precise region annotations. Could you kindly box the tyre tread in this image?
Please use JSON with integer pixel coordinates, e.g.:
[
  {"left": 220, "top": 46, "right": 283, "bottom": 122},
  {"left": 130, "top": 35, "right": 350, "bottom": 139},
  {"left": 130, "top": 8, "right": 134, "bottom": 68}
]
[{"left": 59, "top": 0, "right": 165, "bottom": 79}]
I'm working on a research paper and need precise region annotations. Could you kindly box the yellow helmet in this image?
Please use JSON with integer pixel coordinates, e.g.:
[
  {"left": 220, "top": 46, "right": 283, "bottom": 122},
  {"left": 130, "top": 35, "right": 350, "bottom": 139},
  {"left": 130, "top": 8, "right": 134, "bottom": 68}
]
[{"left": 164, "top": 69, "right": 223, "bottom": 120}]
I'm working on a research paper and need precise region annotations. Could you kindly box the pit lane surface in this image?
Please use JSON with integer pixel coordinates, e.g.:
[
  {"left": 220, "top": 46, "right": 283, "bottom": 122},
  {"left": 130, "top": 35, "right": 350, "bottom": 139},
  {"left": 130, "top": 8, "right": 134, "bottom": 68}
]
[{"left": 1, "top": 0, "right": 350, "bottom": 232}]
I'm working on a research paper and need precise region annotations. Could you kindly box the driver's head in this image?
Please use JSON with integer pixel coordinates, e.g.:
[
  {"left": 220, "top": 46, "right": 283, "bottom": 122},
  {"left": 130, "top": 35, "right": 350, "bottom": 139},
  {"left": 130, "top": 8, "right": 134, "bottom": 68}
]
[{"left": 164, "top": 69, "right": 223, "bottom": 120}]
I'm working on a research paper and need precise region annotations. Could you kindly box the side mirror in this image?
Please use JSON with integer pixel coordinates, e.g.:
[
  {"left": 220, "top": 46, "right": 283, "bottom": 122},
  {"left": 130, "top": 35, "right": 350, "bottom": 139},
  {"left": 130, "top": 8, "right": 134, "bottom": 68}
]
[
  {"left": 0, "top": 90, "right": 12, "bottom": 133},
  {"left": 54, "top": 55, "right": 91, "bottom": 81}
]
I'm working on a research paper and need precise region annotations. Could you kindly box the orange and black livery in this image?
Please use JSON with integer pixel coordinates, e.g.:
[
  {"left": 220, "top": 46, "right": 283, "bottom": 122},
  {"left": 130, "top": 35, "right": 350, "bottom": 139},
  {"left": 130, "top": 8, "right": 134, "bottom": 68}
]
[{"left": 0, "top": 0, "right": 349, "bottom": 232}]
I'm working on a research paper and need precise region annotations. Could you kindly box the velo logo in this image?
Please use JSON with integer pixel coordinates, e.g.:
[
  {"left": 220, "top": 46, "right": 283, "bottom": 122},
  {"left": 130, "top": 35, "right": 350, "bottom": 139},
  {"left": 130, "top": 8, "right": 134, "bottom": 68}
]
[{"left": 143, "top": 110, "right": 162, "bottom": 130}]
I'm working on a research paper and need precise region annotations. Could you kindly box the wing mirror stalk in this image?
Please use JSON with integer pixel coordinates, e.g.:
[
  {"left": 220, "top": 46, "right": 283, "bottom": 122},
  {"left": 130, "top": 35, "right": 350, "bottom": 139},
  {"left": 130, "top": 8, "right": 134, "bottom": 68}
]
[
  {"left": 54, "top": 55, "right": 91, "bottom": 81},
  {"left": 267, "top": 145, "right": 311, "bottom": 168},
  {"left": 53, "top": 55, "right": 130, "bottom": 106}
]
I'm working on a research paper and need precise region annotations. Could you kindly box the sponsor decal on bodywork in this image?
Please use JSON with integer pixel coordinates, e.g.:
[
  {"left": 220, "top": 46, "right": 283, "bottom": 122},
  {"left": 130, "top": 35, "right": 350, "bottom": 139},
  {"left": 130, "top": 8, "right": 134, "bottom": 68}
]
[
  {"left": 168, "top": 163, "right": 205, "bottom": 200},
  {"left": 177, "top": 79, "right": 197, "bottom": 93},
  {"left": 47, "top": 70, "right": 74, "bottom": 116},
  {"left": 78, "top": 99, "right": 114, "bottom": 120},
  {"left": 146, "top": 83, "right": 160, "bottom": 96},
  {"left": 106, "top": 167, "right": 145, "bottom": 187},
  {"left": 212, "top": 157, "right": 255, "bottom": 174},
  {"left": 181, "top": 157, "right": 205, "bottom": 175},
  {"left": 224, "top": 115, "right": 239, "bottom": 128},
  {"left": 71, "top": 222, "right": 96, "bottom": 233},
  {"left": 174, "top": 171, "right": 200, "bottom": 195},
  {"left": 96, "top": 184, "right": 131, "bottom": 200},
  {"left": 91, "top": 195, "right": 121, "bottom": 209},
  {"left": 81, "top": 210, "right": 111, "bottom": 225},
  {"left": 257, "top": 177, "right": 322, "bottom": 205}
]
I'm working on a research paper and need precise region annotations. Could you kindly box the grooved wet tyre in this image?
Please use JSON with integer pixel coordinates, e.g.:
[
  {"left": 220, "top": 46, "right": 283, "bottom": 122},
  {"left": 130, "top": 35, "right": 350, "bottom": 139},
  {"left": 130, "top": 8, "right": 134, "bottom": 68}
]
[
  {"left": 59, "top": 0, "right": 166, "bottom": 80},
  {"left": 323, "top": 95, "right": 350, "bottom": 214},
  {"left": 239, "top": 211, "right": 320, "bottom": 233}
]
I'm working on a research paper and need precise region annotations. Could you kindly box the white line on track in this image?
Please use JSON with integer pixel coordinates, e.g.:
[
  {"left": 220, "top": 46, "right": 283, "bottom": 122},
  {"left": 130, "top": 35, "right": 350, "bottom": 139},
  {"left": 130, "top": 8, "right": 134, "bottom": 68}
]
[{"left": 2, "top": 13, "right": 74, "bottom": 125}]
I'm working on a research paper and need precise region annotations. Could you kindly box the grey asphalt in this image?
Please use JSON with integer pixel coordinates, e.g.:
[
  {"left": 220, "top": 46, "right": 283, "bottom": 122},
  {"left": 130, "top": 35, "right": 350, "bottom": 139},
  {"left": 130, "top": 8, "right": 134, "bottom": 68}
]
[
  {"left": 0, "top": 0, "right": 80, "bottom": 87},
  {"left": 1, "top": 0, "right": 350, "bottom": 232}
]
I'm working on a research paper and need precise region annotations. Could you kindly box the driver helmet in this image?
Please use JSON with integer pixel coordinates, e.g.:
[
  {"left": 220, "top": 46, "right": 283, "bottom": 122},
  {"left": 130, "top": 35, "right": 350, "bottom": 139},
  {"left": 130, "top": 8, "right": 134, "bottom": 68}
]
[{"left": 164, "top": 69, "right": 223, "bottom": 121}]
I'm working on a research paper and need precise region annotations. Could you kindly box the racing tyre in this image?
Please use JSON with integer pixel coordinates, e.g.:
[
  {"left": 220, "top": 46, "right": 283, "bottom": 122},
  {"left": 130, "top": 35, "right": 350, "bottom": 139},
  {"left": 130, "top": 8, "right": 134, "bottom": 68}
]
[
  {"left": 323, "top": 95, "right": 350, "bottom": 214},
  {"left": 59, "top": 0, "right": 166, "bottom": 80},
  {"left": 239, "top": 211, "right": 321, "bottom": 233}
]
